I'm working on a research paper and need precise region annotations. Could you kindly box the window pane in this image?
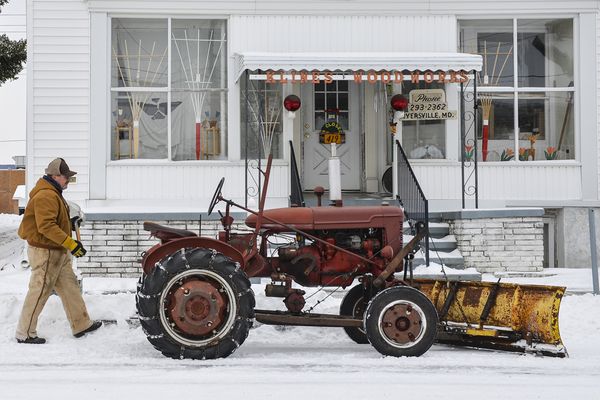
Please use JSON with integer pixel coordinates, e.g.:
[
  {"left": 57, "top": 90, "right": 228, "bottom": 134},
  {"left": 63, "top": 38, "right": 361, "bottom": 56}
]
[
  {"left": 111, "top": 19, "right": 168, "bottom": 88},
  {"left": 338, "top": 92, "right": 348, "bottom": 110},
  {"left": 402, "top": 82, "right": 446, "bottom": 159},
  {"left": 315, "top": 92, "right": 325, "bottom": 111},
  {"left": 459, "top": 20, "right": 514, "bottom": 87},
  {"left": 477, "top": 92, "right": 515, "bottom": 161},
  {"left": 171, "top": 20, "right": 227, "bottom": 90},
  {"left": 111, "top": 91, "right": 168, "bottom": 160},
  {"left": 326, "top": 93, "right": 336, "bottom": 110},
  {"left": 240, "top": 77, "right": 283, "bottom": 159},
  {"left": 518, "top": 92, "right": 574, "bottom": 160},
  {"left": 171, "top": 91, "right": 226, "bottom": 160},
  {"left": 517, "top": 19, "right": 573, "bottom": 88}
]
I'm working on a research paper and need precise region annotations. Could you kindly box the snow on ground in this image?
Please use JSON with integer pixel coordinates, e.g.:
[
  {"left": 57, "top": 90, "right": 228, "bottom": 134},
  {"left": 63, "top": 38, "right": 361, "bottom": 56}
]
[{"left": 1, "top": 214, "right": 599, "bottom": 399}]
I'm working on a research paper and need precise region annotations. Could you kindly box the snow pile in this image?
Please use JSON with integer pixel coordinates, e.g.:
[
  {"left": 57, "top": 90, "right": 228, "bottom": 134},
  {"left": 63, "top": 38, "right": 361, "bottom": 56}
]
[
  {"left": 0, "top": 213, "right": 25, "bottom": 271},
  {"left": 412, "top": 262, "right": 480, "bottom": 276}
]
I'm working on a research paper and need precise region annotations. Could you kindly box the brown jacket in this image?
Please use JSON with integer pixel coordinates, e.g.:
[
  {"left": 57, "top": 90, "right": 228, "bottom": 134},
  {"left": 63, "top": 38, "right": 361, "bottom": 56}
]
[{"left": 18, "top": 177, "right": 71, "bottom": 250}]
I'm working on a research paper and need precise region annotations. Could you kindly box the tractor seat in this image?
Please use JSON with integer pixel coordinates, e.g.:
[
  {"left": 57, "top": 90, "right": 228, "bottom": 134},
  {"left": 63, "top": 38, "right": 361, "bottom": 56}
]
[{"left": 143, "top": 221, "right": 197, "bottom": 241}]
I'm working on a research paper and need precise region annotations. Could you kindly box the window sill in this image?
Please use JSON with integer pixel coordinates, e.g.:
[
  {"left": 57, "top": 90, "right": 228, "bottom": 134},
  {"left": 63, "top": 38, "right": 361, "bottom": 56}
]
[
  {"left": 107, "top": 158, "right": 288, "bottom": 167},
  {"left": 406, "top": 159, "right": 581, "bottom": 167},
  {"left": 476, "top": 160, "right": 581, "bottom": 167}
]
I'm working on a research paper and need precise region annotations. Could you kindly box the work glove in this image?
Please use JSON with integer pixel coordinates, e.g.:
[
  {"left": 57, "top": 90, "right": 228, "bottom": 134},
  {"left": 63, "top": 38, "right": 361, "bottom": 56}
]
[
  {"left": 71, "top": 216, "right": 83, "bottom": 231},
  {"left": 62, "top": 236, "right": 87, "bottom": 258}
]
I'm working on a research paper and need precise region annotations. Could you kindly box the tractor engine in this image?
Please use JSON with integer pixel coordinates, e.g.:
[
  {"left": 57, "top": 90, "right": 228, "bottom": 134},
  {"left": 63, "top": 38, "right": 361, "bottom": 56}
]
[
  {"left": 275, "top": 229, "right": 384, "bottom": 287},
  {"left": 243, "top": 205, "right": 404, "bottom": 287}
]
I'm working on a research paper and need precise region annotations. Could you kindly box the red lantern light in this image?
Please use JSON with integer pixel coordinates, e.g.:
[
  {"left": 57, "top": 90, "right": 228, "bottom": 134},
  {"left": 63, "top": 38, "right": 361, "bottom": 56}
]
[
  {"left": 284, "top": 95, "right": 301, "bottom": 112},
  {"left": 390, "top": 94, "right": 409, "bottom": 111}
]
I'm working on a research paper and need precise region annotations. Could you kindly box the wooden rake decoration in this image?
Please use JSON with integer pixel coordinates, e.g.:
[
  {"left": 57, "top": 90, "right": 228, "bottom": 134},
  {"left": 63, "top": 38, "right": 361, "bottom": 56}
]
[
  {"left": 479, "top": 40, "right": 512, "bottom": 161},
  {"left": 172, "top": 29, "right": 225, "bottom": 160},
  {"left": 113, "top": 40, "right": 167, "bottom": 158}
]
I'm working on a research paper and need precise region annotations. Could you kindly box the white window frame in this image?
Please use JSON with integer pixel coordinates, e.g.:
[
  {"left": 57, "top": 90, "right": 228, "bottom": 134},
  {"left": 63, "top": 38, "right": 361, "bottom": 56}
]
[
  {"left": 459, "top": 15, "right": 579, "bottom": 163},
  {"left": 108, "top": 16, "right": 228, "bottom": 162}
]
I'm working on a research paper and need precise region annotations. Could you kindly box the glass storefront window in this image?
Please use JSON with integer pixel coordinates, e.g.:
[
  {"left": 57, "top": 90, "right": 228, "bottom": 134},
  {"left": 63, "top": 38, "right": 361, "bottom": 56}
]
[
  {"left": 402, "top": 81, "right": 446, "bottom": 159},
  {"left": 518, "top": 92, "right": 574, "bottom": 160},
  {"left": 110, "top": 18, "right": 227, "bottom": 161},
  {"left": 517, "top": 19, "right": 573, "bottom": 88},
  {"left": 240, "top": 76, "right": 283, "bottom": 159},
  {"left": 171, "top": 20, "right": 227, "bottom": 160},
  {"left": 111, "top": 91, "right": 168, "bottom": 160},
  {"left": 459, "top": 18, "right": 574, "bottom": 162},
  {"left": 476, "top": 92, "right": 515, "bottom": 161},
  {"left": 460, "top": 20, "right": 514, "bottom": 88}
]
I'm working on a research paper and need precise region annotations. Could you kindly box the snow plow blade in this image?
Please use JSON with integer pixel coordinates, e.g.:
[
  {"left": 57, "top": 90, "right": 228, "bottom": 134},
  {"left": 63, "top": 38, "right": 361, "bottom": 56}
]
[{"left": 412, "top": 279, "right": 567, "bottom": 357}]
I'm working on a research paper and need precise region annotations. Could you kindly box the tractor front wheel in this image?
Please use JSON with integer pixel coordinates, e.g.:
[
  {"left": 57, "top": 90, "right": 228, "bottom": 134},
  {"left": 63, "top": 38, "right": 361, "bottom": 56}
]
[
  {"left": 136, "top": 247, "right": 254, "bottom": 360},
  {"left": 340, "top": 284, "right": 370, "bottom": 344},
  {"left": 364, "top": 286, "right": 437, "bottom": 357}
]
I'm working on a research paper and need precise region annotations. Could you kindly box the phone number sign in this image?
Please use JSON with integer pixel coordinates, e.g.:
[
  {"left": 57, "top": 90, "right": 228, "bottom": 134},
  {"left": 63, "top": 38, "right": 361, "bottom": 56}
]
[{"left": 399, "top": 89, "right": 457, "bottom": 121}]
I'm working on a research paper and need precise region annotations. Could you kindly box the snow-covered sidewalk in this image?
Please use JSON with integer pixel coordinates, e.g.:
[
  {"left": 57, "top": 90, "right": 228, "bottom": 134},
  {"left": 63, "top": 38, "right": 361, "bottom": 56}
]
[
  {"left": 1, "top": 214, "right": 599, "bottom": 399},
  {"left": 1, "top": 266, "right": 599, "bottom": 400}
]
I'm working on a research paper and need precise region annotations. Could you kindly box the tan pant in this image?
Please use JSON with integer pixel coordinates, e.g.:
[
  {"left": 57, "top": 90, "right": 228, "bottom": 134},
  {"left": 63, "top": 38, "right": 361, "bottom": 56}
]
[{"left": 15, "top": 246, "right": 93, "bottom": 340}]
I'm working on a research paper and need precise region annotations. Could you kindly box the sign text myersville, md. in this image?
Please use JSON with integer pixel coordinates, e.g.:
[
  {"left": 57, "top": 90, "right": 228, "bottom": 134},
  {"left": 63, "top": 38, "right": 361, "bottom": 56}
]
[{"left": 399, "top": 89, "right": 457, "bottom": 121}]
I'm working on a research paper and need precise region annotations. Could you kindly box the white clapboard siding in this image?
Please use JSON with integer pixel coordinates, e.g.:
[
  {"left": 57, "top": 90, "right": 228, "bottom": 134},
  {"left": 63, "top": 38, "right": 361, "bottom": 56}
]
[
  {"left": 106, "top": 163, "right": 289, "bottom": 204},
  {"left": 230, "top": 15, "right": 456, "bottom": 54},
  {"left": 85, "top": 0, "right": 598, "bottom": 14},
  {"left": 597, "top": 12, "right": 600, "bottom": 198},
  {"left": 412, "top": 163, "right": 581, "bottom": 201},
  {"left": 30, "top": 0, "right": 90, "bottom": 201},
  {"left": 411, "top": 163, "right": 464, "bottom": 200},
  {"left": 477, "top": 164, "right": 582, "bottom": 200}
]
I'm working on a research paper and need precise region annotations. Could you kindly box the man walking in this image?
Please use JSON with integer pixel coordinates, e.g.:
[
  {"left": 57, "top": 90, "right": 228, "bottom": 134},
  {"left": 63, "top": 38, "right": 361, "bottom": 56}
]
[{"left": 15, "top": 158, "right": 102, "bottom": 344}]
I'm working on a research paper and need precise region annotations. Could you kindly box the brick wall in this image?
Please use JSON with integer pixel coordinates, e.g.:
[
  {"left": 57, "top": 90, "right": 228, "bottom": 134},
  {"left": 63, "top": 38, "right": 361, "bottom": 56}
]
[
  {"left": 0, "top": 170, "right": 25, "bottom": 214},
  {"left": 77, "top": 219, "right": 239, "bottom": 277},
  {"left": 450, "top": 217, "right": 544, "bottom": 273}
]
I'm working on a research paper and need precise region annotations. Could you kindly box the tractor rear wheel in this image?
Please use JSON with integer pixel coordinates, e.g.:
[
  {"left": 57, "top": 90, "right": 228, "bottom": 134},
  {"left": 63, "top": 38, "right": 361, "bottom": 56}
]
[
  {"left": 136, "top": 247, "right": 255, "bottom": 360},
  {"left": 340, "top": 284, "right": 370, "bottom": 344},
  {"left": 364, "top": 286, "right": 437, "bottom": 357}
]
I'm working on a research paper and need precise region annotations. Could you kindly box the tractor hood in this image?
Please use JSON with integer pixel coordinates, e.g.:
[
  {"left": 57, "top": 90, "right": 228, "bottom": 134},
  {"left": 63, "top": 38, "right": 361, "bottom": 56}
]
[{"left": 245, "top": 206, "right": 403, "bottom": 231}]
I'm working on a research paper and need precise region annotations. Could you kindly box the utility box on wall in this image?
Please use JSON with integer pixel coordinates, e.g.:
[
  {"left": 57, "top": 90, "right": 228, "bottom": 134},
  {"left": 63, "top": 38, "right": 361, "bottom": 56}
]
[{"left": 0, "top": 169, "right": 25, "bottom": 214}]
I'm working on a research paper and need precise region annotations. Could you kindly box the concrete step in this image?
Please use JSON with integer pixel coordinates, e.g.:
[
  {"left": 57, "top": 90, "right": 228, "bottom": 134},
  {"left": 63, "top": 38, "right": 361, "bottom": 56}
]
[
  {"left": 403, "top": 221, "right": 450, "bottom": 238},
  {"left": 403, "top": 234, "right": 457, "bottom": 252},
  {"left": 411, "top": 248, "right": 465, "bottom": 269}
]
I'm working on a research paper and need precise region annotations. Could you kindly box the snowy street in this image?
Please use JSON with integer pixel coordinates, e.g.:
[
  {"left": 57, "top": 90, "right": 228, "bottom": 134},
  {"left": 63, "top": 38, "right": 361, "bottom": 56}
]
[{"left": 1, "top": 216, "right": 599, "bottom": 400}]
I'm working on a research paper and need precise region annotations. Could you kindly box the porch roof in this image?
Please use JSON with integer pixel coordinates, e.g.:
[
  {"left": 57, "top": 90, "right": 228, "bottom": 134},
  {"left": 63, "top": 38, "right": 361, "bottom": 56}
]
[{"left": 233, "top": 52, "right": 482, "bottom": 81}]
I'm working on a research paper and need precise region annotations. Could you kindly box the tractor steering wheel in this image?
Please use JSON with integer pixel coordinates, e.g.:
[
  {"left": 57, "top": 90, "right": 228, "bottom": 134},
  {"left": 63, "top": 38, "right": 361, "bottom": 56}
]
[{"left": 207, "top": 177, "right": 225, "bottom": 216}]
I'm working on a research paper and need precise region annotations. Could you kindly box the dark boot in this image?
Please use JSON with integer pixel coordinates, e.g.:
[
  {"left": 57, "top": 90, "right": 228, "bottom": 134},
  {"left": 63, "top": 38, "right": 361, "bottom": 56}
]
[
  {"left": 74, "top": 320, "right": 103, "bottom": 338},
  {"left": 17, "top": 337, "right": 46, "bottom": 344}
]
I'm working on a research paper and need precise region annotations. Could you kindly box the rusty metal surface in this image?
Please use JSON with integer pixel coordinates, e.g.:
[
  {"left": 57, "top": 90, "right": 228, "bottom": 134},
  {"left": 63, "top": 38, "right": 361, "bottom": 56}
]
[
  {"left": 141, "top": 237, "right": 245, "bottom": 275},
  {"left": 414, "top": 279, "right": 566, "bottom": 346},
  {"left": 244, "top": 206, "right": 403, "bottom": 231},
  {"left": 381, "top": 303, "right": 422, "bottom": 345},
  {"left": 373, "top": 226, "right": 426, "bottom": 288},
  {"left": 168, "top": 279, "right": 226, "bottom": 336},
  {"left": 255, "top": 310, "right": 363, "bottom": 327}
]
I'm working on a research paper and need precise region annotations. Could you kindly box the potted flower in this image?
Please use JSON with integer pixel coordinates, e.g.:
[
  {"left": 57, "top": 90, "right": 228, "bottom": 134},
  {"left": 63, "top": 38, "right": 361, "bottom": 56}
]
[
  {"left": 518, "top": 147, "right": 529, "bottom": 161},
  {"left": 544, "top": 146, "right": 558, "bottom": 160},
  {"left": 500, "top": 148, "right": 514, "bottom": 161},
  {"left": 464, "top": 145, "right": 474, "bottom": 161}
]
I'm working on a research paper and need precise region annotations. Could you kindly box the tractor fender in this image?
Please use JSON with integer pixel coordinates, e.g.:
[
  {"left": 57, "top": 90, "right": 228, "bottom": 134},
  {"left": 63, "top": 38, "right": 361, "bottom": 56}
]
[{"left": 141, "top": 236, "right": 245, "bottom": 275}]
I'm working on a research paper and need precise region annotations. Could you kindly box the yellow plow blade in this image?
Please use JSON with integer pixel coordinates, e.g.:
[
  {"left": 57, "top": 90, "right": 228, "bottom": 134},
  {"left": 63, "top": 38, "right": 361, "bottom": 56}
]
[{"left": 412, "top": 279, "right": 567, "bottom": 357}]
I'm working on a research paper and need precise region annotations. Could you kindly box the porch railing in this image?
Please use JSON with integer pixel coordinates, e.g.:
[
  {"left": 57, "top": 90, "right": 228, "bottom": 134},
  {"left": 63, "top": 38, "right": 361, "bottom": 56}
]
[
  {"left": 289, "top": 140, "right": 305, "bottom": 207},
  {"left": 395, "top": 140, "right": 429, "bottom": 266}
]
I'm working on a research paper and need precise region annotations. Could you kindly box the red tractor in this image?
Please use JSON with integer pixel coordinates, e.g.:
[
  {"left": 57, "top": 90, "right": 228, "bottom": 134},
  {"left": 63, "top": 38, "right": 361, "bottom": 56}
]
[{"left": 136, "top": 157, "right": 566, "bottom": 360}]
